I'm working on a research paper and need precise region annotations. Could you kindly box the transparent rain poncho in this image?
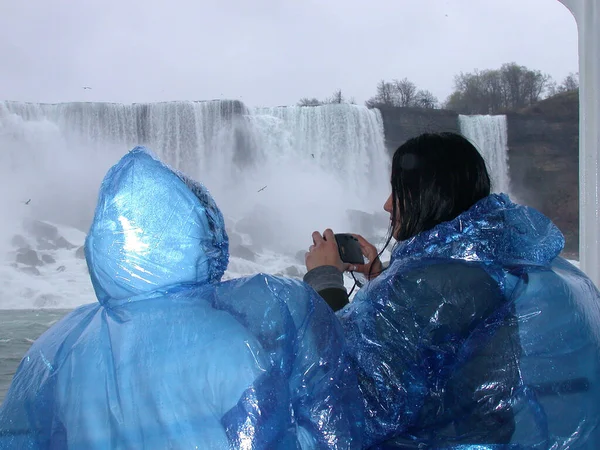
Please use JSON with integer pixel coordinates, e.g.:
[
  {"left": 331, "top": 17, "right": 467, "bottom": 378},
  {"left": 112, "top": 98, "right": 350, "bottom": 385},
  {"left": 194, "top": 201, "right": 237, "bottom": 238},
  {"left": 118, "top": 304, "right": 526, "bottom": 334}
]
[
  {"left": 0, "top": 147, "right": 363, "bottom": 449},
  {"left": 343, "top": 194, "right": 600, "bottom": 449}
]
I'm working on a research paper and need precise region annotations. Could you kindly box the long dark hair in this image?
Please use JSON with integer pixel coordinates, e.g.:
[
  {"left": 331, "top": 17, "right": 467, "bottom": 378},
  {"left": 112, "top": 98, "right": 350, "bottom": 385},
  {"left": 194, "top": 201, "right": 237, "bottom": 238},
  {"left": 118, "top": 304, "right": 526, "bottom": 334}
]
[
  {"left": 370, "top": 132, "right": 491, "bottom": 277},
  {"left": 391, "top": 132, "right": 491, "bottom": 241}
]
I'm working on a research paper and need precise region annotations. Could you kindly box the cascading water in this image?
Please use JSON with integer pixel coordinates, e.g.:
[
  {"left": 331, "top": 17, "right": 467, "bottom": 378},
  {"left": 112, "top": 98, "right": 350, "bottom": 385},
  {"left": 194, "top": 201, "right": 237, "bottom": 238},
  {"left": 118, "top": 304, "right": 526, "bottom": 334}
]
[
  {"left": 0, "top": 101, "right": 251, "bottom": 232},
  {"left": 238, "top": 104, "right": 390, "bottom": 254},
  {"left": 1, "top": 100, "right": 254, "bottom": 182},
  {"left": 0, "top": 100, "right": 391, "bottom": 308},
  {"left": 252, "top": 105, "right": 389, "bottom": 199},
  {"left": 458, "top": 114, "right": 510, "bottom": 194}
]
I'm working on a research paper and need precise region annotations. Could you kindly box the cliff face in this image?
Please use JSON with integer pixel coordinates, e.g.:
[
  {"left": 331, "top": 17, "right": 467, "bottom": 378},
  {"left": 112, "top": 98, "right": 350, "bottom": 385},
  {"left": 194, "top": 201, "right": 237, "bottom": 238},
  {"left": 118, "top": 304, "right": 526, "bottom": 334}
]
[
  {"left": 378, "top": 106, "right": 460, "bottom": 152},
  {"left": 378, "top": 91, "right": 579, "bottom": 257},
  {"left": 507, "top": 91, "right": 579, "bottom": 257}
]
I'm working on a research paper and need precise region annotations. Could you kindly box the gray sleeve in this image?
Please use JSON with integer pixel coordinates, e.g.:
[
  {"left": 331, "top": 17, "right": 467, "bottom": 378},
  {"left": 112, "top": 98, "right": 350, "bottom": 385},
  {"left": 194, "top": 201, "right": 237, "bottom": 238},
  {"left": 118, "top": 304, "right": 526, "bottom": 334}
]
[{"left": 303, "top": 265, "right": 347, "bottom": 293}]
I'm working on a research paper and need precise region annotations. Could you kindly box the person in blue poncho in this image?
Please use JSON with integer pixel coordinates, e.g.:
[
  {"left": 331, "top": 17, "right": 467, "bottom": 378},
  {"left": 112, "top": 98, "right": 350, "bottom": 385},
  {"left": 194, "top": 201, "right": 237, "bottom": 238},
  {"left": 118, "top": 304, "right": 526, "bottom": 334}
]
[
  {"left": 0, "top": 147, "right": 363, "bottom": 449},
  {"left": 304, "top": 132, "right": 600, "bottom": 449}
]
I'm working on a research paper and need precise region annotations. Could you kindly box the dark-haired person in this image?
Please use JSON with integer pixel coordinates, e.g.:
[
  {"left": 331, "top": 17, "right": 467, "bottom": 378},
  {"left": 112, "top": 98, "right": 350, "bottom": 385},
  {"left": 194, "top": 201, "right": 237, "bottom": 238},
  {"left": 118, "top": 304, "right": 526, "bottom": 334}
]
[{"left": 304, "top": 132, "right": 600, "bottom": 448}]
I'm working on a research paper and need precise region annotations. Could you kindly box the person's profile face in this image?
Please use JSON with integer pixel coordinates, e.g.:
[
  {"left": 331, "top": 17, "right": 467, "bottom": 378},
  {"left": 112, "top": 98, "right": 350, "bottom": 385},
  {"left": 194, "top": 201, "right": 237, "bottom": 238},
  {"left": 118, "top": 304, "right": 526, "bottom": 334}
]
[{"left": 384, "top": 193, "right": 401, "bottom": 239}]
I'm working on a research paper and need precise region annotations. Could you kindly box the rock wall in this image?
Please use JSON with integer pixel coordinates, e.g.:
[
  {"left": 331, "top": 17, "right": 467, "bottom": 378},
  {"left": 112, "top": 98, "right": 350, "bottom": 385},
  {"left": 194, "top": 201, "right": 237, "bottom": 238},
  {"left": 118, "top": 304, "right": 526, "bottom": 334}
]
[
  {"left": 506, "top": 92, "right": 579, "bottom": 257},
  {"left": 378, "top": 106, "right": 460, "bottom": 152}
]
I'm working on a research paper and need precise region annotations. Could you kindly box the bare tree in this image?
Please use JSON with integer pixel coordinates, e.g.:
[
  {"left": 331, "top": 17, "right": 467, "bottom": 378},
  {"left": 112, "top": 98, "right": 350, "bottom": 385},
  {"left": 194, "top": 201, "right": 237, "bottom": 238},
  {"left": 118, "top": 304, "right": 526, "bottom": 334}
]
[
  {"left": 365, "top": 80, "right": 396, "bottom": 108},
  {"left": 445, "top": 63, "right": 553, "bottom": 114},
  {"left": 481, "top": 70, "right": 505, "bottom": 113},
  {"left": 366, "top": 79, "right": 438, "bottom": 109},
  {"left": 394, "top": 78, "right": 418, "bottom": 107},
  {"left": 546, "top": 80, "right": 558, "bottom": 97},
  {"left": 326, "top": 89, "right": 345, "bottom": 104},
  {"left": 414, "top": 90, "right": 439, "bottom": 109},
  {"left": 447, "top": 71, "right": 491, "bottom": 114},
  {"left": 501, "top": 63, "right": 526, "bottom": 109},
  {"left": 298, "top": 89, "right": 354, "bottom": 107},
  {"left": 515, "top": 65, "right": 552, "bottom": 107},
  {"left": 558, "top": 72, "right": 579, "bottom": 92},
  {"left": 298, "top": 97, "right": 322, "bottom": 107}
]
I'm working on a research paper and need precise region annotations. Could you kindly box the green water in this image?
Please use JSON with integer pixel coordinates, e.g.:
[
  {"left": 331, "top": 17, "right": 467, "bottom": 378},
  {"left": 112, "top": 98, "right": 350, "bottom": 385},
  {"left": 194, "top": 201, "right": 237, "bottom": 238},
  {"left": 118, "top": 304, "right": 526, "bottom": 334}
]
[{"left": 0, "top": 309, "right": 70, "bottom": 403}]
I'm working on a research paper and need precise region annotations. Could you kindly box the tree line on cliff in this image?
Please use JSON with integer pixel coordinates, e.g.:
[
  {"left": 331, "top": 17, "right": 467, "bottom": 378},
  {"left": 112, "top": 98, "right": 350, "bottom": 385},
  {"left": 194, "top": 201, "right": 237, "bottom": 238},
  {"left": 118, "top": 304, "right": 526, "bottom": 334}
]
[{"left": 298, "top": 62, "right": 579, "bottom": 115}]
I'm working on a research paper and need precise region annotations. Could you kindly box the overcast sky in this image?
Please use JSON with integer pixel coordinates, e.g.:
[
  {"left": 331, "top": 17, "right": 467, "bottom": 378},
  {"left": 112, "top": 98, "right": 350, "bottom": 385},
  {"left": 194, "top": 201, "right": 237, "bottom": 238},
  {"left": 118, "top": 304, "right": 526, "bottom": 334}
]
[{"left": 0, "top": 0, "right": 578, "bottom": 107}]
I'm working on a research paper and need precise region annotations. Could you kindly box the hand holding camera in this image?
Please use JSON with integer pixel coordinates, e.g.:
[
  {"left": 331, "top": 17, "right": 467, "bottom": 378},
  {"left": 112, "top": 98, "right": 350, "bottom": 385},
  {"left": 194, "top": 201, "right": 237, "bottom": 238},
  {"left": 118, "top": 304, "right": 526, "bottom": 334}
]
[
  {"left": 305, "top": 229, "right": 346, "bottom": 272},
  {"left": 343, "top": 233, "right": 383, "bottom": 280},
  {"left": 305, "top": 229, "right": 383, "bottom": 280}
]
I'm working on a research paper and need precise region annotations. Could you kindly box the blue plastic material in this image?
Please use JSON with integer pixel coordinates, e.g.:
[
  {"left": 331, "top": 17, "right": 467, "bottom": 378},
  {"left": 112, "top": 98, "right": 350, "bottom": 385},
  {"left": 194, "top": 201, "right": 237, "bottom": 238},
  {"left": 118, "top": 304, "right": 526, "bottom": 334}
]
[
  {"left": 342, "top": 194, "right": 600, "bottom": 449},
  {"left": 0, "top": 147, "right": 363, "bottom": 449}
]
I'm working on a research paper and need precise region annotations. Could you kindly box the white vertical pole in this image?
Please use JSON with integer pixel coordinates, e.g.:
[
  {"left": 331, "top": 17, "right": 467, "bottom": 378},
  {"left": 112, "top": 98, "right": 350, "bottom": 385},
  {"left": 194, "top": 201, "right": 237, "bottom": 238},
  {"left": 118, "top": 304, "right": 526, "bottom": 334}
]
[{"left": 558, "top": 0, "right": 599, "bottom": 286}]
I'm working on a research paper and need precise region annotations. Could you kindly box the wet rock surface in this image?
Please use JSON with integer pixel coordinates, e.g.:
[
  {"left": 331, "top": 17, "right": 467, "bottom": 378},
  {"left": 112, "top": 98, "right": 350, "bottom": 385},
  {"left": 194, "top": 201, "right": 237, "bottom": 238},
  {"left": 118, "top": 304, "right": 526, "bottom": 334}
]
[
  {"left": 75, "top": 246, "right": 86, "bottom": 260},
  {"left": 15, "top": 249, "right": 42, "bottom": 267},
  {"left": 230, "top": 245, "right": 256, "bottom": 262}
]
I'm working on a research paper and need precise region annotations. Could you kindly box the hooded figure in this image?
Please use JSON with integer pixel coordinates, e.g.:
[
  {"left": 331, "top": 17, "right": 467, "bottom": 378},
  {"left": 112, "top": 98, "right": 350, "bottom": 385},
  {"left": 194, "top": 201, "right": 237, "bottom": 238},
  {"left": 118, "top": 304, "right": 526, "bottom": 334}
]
[
  {"left": 0, "top": 147, "right": 363, "bottom": 449},
  {"left": 340, "top": 194, "right": 600, "bottom": 449}
]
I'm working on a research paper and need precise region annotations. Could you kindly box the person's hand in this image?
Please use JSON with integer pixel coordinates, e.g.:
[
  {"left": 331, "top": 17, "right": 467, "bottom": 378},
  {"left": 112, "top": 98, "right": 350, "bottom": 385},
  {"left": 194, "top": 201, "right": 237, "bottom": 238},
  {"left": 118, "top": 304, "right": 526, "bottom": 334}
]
[
  {"left": 305, "top": 229, "right": 346, "bottom": 273},
  {"left": 346, "top": 234, "right": 383, "bottom": 280}
]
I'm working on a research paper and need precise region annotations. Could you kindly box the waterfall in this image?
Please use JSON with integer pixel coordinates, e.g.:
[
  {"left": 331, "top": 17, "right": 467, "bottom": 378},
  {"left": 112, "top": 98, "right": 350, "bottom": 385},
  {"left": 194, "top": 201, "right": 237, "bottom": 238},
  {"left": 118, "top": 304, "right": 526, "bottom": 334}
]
[
  {"left": 0, "top": 100, "right": 390, "bottom": 254},
  {"left": 252, "top": 105, "right": 389, "bottom": 200},
  {"left": 458, "top": 114, "right": 510, "bottom": 193},
  {"left": 0, "top": 100, "right": 255, "bottom": 180}
]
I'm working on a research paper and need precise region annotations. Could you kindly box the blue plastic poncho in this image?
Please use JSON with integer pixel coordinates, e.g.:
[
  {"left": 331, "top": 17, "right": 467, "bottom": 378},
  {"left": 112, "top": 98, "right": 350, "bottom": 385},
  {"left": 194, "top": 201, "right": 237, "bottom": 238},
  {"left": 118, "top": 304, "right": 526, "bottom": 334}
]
[
  {"left": 0, "top": 147, "right": 363, "bottom": 449},
  {"left": 342, "top": 194, "right": 600, "bottom": 449}
]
